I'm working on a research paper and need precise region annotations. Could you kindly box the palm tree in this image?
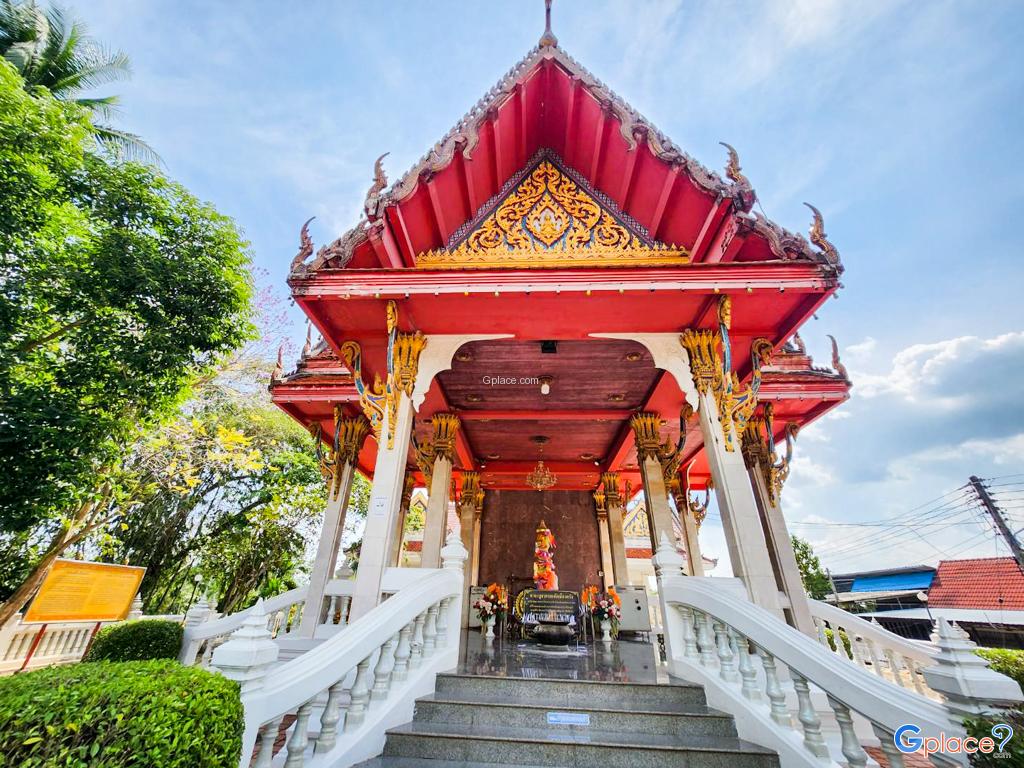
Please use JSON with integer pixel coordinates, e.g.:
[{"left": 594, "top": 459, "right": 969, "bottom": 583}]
[{"left": 0, "top": 0, "right": 155, "bottom": 161}]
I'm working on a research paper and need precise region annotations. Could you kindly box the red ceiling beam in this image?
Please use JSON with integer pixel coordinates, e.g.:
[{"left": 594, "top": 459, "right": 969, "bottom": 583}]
[
  {"left": 459, "top": 409, "right": 633, "bottom": 422},
  {"left": 617, "top": 143, "right": 639, "bottom": 208},
  {"left": 690, "top": 199, "right": 733, "bottom": 263}
]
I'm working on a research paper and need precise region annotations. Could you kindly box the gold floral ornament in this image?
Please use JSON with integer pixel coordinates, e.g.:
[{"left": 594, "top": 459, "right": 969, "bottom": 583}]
[{"left": 416, "top": 158, "right": 689, "bottom": 269}]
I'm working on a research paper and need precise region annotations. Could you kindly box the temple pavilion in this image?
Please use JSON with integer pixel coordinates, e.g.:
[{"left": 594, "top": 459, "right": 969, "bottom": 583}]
[{"left": 269, "top": 7, "right": 851, "bottom": 638}]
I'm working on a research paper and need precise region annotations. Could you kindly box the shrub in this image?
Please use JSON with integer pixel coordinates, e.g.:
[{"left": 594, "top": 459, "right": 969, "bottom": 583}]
[
  {"left": 824, "top": 627, "right": 852, "bottom": 659},
  {"left": 83, "top": 619, "right": 183, "bottom": 662},
  {"left": 964, "top": 648, "right": 1024, "bottom": 766},
  {"left": 0, "top": 659, "right": 242, "bottom": 767}
]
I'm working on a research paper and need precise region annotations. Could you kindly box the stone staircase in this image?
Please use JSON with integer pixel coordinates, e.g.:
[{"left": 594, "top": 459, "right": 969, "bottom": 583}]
[{"left": 356, "top": 672, "right": 780, "bottom": 768}]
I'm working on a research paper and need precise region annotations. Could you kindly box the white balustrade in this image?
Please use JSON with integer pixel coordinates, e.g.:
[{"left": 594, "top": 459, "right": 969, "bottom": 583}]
[
  {"left": 213, "top": 531, "right": 468, "bottom": 768},
  {"left": 0, "top": 609, "right": 184, "bottom": 676},
  {"left": 807, "top": 598, "right": 939, "bottom": 697},
  {"left": 658, "top": 570, "right": 1023, "bottom": 768}
]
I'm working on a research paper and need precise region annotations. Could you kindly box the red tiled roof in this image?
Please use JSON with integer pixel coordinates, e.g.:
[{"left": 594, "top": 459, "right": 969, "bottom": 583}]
[{"left": 927, "top": 557, "right": 1024, "bottom": 610}]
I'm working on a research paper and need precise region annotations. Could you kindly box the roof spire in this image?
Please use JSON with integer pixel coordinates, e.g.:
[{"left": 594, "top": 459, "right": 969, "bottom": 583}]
[{"left": 539, "top": 0, "right": 558, "bottom": 48}]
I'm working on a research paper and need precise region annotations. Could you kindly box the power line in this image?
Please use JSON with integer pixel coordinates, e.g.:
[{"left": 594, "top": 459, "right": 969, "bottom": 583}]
[{"left": 970, "top": 475, "right": 1024, "bottom": 571}]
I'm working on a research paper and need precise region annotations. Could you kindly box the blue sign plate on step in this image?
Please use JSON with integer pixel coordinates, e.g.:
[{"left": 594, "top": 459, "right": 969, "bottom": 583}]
[{"left": 547, "top": 711, "right": 590, "bottom": 726}]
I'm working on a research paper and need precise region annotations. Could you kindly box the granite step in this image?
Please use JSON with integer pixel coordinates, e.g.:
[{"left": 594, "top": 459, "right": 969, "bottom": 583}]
[
  {"left": 355, "top": 759, "right": 552, "bottom": 768},
  {"left": 414, "top": 692, "right": 738, "bottom": 737},
  {"left": 434, "top": 672, "right": 709, "bottom": 710},
  {"left": 382, "top": 721, "right": 780, "bottom": 768}
]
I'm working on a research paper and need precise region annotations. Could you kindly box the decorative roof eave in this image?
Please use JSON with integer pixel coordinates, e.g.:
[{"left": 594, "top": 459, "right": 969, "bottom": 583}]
[
  {"left": 288, "top": 43, "right": 844, "bottom": 277},
  {"left": 381, "top": 44, "right": 734, "bottom": 208}
]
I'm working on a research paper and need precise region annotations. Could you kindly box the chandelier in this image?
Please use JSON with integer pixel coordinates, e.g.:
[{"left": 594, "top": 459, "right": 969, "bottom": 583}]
[{"left": 526, "top": 460, "right": 557, "bottom": 491}]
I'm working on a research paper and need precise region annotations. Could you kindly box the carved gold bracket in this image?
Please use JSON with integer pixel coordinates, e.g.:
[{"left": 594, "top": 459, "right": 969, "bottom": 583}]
[
  {"left": 311, "top": 406, "right": 371, "bottom": 500},
  {"left": 681, "top": 295, "right": 773, "bottom": 452},
  {"left": 340, "top": 301, "right": 426, "bottom": 449},
  {"left": 741, "top": 403, "right": 799, "bottom": 506},
  {"left": 458, "top": 470, "right": 485, "bottom": 513}
]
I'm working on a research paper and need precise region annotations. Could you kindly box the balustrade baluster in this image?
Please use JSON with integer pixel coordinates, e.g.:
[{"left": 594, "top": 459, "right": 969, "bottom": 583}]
[
  {"left": 848, "top": 630, "right": 864, "bottom": 666},
  {"left": 371, "top": 633, "right": 399, "bottom": 704},
  {"left": 676, "top": 606, "right": 700, "bottom": 660},
  {"left": 870, "top": 723, "right": 907, "bottom": 768},
  {"left": 392, "top": 622, "right": 414, "bottom": 682},
  {"left": 812, "top": 617, "right": 828, "bottom": 648},
  {"left": 864, "top": 637, "right": 882, "bottom": 677},
  {"left": 200, "top": 639, "right": 215, "bottom": 666},
  {"left": 315, "top": 679, "right": 349, "bottom": 754},
  {"left": 827, "top": 695, "right": 868, "bottom": 768},
  {"left": 327, "top": 596, "right": 338, "bottom": 625},
  {"left": 883, "top": 648, "right": 906, "bottom": 687},
  {"left": 339, "top": 596, "right": 351, "bottom": 626},
  {"left": 253, "top": 717, "right": 285, "bottom": 768},
  {"left": 695, "top": 611, "right": 716, "bottom": 666},
  {"left": 713, "top": 620, "right": 738, "bottom": 682},
  {"left": 792, "top": 672, "right": 830, "bottom": 758},
  {"left": 283, "top": 701, "right": 314, "bottom": 768},
  {"left": 907, "top": 657, "right": 925, "bottom": 695},
  {"left": 409, "top": 612, "right": 426, "bottom": 669},
  {"left": 435, "top": 598, "right": 450, "bottom": 649},
  {"left": 731, "top": 630, "right": 759, "bottom": 699},
  {"left": 423, "top": 604, "right": 439, "bottom": 656},
  {"left": 345, "top": 655, "right": 373, "bottom": 730},
  {"left": 756, "top": 648, "right": 791, "bottom": 726}
]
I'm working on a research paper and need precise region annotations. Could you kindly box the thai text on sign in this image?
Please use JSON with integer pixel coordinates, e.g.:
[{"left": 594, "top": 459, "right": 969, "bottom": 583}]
[{"left": 23, "top": 559, "right": 145, "bottom": 623}]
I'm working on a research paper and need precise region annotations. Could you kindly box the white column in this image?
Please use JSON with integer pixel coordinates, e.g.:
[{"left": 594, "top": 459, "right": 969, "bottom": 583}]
[
  {"left": 594, "top": 488, "right": 615, "bottom": 589},
  {"left": 631, "top": 413, "right": 678, "bottom": 552},
  {"left": 675, "top": 496, "right": 705, "bottom": 578},
  {"left": 298, "top": 461, "right": 355, "bottom": 636},
  {"left": 298, "top": 413, "right": 368, "bottom": 637},
  {"left": 603, "top": 474, "right": 631, "bottom": 587},
  {"left": 350, "top": 395, "right": 416, "bottom": 621},
  {"left": 387, "top": 473, "right": 415, "bottom": 567},
  {"left": 420, "top": 413, "right": 460, "bottom": 569},
  {"left": 421, "top": 455, "right": 454, "bottom": 568},
  {"left": 748, "top": 461, "right": 814, "bottom": 635},
  {"left": 696, "top": 388, "right": 783, "bottom": 618},
  {"left": 471, "top": 511, "right": 482, "bottom": 585}
]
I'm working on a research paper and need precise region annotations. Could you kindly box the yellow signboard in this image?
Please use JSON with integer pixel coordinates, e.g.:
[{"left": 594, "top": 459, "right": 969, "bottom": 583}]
[{"left": 24, "top": 560, "right": 146, "bottom": 624}]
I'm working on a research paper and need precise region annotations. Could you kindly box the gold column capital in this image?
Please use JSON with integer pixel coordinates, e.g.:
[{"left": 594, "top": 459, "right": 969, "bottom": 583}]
[
  {"left": 679, "top": 328, "right": 722, "bottom": 394},
  {"left": 600, "top": 472, "right": 622, "bottom": 506},
  {"left": 401, "top": 471, "right": 416, "bottom": 512},
  {"left": 458, "top": 470, "right": 485, "bottom": 512},
  {"left": 430, "top": 412, "right": 461, "bottom": 462},
  {"left": 593, "top": 488, "right": 607, "bottom": 514},
  {"left": 629, "top": 412, "right": 664, "bottom": 462}
]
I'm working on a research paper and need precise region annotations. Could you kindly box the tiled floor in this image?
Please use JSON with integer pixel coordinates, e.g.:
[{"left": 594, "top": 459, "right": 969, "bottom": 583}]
[{"left": 457, "top": 629, "right": 665, "bottom": 683}]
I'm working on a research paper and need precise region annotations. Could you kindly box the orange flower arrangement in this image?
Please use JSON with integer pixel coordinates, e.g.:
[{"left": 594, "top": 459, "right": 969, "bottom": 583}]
[{"left": 474, "top": 583, "right": 508, "bottom": 623}]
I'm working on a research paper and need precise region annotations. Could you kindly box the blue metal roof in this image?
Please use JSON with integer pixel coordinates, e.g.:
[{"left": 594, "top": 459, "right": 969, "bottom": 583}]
[{"left": 850, "top": 571, "right": 934, "bottom": 593}]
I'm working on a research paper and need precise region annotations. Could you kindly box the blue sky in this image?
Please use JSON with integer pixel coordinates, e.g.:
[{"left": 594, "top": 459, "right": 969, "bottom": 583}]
[{"left": 80, "top": 0, "right": 1024, "bottom": 574}]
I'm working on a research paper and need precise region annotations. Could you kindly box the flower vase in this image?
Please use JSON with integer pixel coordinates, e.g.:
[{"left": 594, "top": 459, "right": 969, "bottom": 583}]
[
  {"left": 482, "top": 616, "right": 495, "bottom": 638},
  {"left": 600, "top": 618, "right": 612, "bottom": 643}
]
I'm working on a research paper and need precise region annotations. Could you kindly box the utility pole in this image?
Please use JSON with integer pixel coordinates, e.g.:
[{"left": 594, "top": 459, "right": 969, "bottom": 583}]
[{"left": 969, "top": 475, "right": 1024, "bottom": 572}]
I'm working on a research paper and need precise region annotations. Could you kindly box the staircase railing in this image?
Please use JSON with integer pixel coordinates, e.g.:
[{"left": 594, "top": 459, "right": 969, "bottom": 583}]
[
  {"left": 807, "top": 598, "right": 938, "bottom": 697},
  {"left": 212, "top": 532, "right": 468, "bottom": 768},
  {"left": 658, "top": 571, "right": 963, "bottom": 767}
]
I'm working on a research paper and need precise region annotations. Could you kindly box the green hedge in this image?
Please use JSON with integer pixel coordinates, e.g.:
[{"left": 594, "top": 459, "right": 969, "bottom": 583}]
[
  {"left": 83, "top": 619, "right": 183, "bottom": 662},
  {"left": 0, "top": 660, "right": 242, "bottom": 767},
  {"left": 964, "top": 648, "right": 1024, "bottom": 766}
]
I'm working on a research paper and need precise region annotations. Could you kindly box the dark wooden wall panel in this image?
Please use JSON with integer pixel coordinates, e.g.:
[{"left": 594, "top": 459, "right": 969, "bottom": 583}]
[{"left": 478, "top": 490, "right": 602, "bottom": 594}]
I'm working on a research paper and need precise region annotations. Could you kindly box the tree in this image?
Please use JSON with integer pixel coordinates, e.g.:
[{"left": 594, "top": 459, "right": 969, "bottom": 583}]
[
  {"left": 791, "top": 535, "right": 833, "bottom": 600},
  {"left": 0, "top": 0, "right": 153, "bottom": 159},
  {"left": 0, "top": 61, "right": 253, "bottom": 623},
  {"left": 91, "top": 388, "right": 329, "bottom": 615}
]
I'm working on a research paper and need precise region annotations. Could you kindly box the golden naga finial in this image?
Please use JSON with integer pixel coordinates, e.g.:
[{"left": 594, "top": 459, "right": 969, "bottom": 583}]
[
  {"left": 539, "top": 0, "right": 558, "bottom": 47},
  {"left": 803, "top": 202, "right": 841, "bottom": 268},
  {"left": 827, "top": 334, "right": 850, "bottom": 381},
  {"left": 364, "top": 152, "right": 390, "bottom": 219},
  {"left": 718, "top": 142, "right": 750, "bottom": 187},
  {"left": 290, "top": 216, "right": 315, "bottom": 272}
]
